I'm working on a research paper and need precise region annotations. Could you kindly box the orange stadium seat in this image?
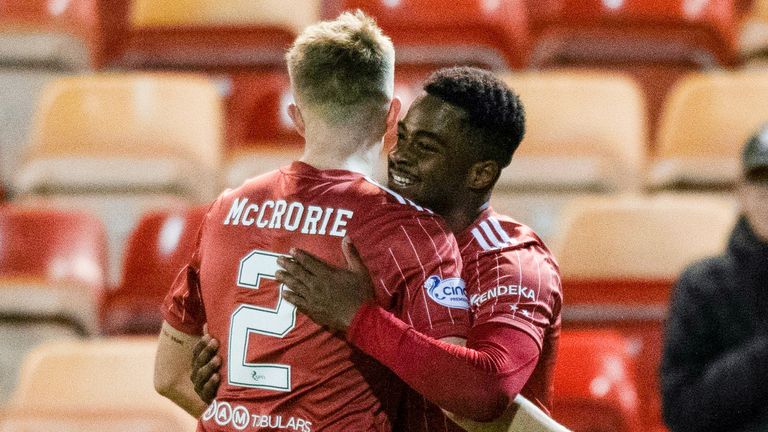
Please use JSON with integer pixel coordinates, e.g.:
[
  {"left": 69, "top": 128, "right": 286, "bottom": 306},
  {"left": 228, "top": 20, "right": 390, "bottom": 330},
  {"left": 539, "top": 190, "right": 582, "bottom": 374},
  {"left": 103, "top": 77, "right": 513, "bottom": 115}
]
[
  {"left": 6, "top": 338, "right": 196, "bottom": 431},
  {"left": 740, "top": 0, "right": 768, "bottom": 63},
  {"left": 491, "top": 71, "right": 647, "bottom": 247},
  {"left": 650, "top": 71, "right": 768, "bottom": 190},
  {"left": 109, "top": 0, "right": 321, "bottom": 69},
  {"left": 324, "top": 0, "right": 530, "bottom": 70},
  {"left": 553, "top": 330, "right": 641, "bottom": 432},
  {"left": 101, "top": 206, "right": 206, "bottom": 335},
  {"left": 526, "top": 0, "right": 739, "bottom": 139},
  {"left": 0, "top": 407, "right": 192, "bottom": 432},
  {"left": 13, "top": 74, "right": 223, "bottom": 285},
  {"left": 0, "top": 0, "right": 102, "bottom": 70},
  {"left": 555, "top": 195, "right": 738, "bottom": 431},
  {"left": 0, "top": 206, "right": 106, "bottom": 402}
]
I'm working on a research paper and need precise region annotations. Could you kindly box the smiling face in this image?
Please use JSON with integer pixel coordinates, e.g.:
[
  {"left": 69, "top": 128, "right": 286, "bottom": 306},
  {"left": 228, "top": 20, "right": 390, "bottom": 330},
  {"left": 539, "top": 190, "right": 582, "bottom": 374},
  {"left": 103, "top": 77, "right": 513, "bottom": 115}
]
[{"left": 387, "top": 94, "right": 478, "bottom": 214}]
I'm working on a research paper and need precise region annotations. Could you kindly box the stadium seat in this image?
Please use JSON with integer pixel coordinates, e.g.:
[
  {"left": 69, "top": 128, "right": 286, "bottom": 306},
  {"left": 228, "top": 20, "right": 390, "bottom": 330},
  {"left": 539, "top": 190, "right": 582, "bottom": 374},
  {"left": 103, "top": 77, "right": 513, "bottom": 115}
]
[
  {"left": 740, "top": 0, "right": 768, "bottom": 63},
  {"left": 553, "top": 330, "right": 641, "bottom": 432},
  {"left": 6, "top": 338, "right": 196, "bottom": 431},
  {"left": 324, "top": 0, "right": 530, "bottom": 70},
  {"left": 527, "top": 0, "right": 739, "bottom": 138},
  {"left": 0, "top": 0, "right": 102, "bottom": 70},
  {"left": 0, "top": 206, "right": 106, "bottom": 402},
  {"left": 501, "top": 71, "right": 647, "bottom": 192},
  {"left": 110, "top": 0, "right": 321, "bottom": 69},
  {"left": 101, "top": 206, "right": 207, "bottom": 335},
  {"left": 555, "top": 195, "right": 738, "bottom": 431},
  {"left": 0, "top": 407, "right": 192, "bottom": 432},
  {"left": 650, "top": 71, "right": 768, "bottom": 190},
  {"left": 15, "top": 74, "right": 223, "bottom": 201}
]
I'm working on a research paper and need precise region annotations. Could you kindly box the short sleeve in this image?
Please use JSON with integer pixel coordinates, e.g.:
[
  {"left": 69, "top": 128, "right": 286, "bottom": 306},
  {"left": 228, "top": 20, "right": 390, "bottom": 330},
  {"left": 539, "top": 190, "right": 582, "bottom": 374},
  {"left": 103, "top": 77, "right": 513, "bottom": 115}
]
[
  {"left": 467, "top": 244, "right": 562, "bottom": 350},
  {"left": 348, "top": 204, "right": 470, "bottom": 340}
]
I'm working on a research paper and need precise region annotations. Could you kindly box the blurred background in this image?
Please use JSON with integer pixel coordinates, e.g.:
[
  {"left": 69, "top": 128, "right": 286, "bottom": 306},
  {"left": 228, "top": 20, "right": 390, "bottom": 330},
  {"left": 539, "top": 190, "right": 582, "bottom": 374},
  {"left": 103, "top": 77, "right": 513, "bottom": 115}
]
[{"left": 0, "top": 0, "right": 766, "bottom": 430}]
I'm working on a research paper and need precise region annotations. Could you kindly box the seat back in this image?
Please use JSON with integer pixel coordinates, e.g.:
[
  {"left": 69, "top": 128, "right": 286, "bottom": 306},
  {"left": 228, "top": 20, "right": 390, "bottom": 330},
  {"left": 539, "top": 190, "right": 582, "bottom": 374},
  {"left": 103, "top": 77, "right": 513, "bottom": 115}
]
[
  {"left": 16, "top": 74, "right": 223, "bottom": 201},
  {"left": 0, "top": 206, "right": 107, "bottom": 333},
  {"left": 553, "top": 330, "right": 641, "bottom": 432},
  {"left": 325, "top": 0, "right": 530, "bottom": 69},
  {"left": 502, "top": 71, "right": 647, "bottom": 192},
  {"left": 0, "top": 0, "right": 100, "bottom": 70},
  {"left": 102, "top": 206, "right": 207, "bottom": 335},
  {"left": 650, "top": 71, "right": 768, "bottom": 190},
  {"left": 114, "top": 0, "right": 321, "bottom": 69}
]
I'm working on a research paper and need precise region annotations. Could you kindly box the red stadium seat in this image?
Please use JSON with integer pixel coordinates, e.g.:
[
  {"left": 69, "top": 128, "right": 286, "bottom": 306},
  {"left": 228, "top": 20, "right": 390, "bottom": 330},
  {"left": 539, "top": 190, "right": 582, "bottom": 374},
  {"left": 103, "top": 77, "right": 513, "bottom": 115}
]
[
  {"left": 101, "top": 206, "right": 206, "bottom": 335},
  {"left": 526, "top": 0, "right": 739, "bottom": 141},
  {"left": 324, "top": 0, "right": 530, "bottom": 70},
  {"left": 555, "top": 195, "right": 737, "bottom": 431},
  {"left": 109, "top": 0, "right": 322, "bottom": 70},
  {"left": 553, "top": 330, "right": 642, "bottom": 432},
  {"left": 0, "top": 0, "right": 104, "bottom": 69}
]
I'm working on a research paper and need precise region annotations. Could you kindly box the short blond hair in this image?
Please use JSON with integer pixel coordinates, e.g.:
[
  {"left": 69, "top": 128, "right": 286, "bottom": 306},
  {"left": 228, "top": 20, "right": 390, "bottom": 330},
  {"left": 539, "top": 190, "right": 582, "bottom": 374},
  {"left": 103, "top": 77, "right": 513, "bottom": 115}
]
[{"left": 286, "top": 11, "right": 395, "bottom": 125}]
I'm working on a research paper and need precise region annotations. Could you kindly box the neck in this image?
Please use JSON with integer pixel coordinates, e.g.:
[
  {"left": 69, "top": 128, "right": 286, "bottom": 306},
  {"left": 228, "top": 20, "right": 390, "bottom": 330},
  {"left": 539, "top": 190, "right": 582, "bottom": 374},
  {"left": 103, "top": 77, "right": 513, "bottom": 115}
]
[
  {"left": 439, "top": 192, "right": 491, "bottom": 234},
  {"left": 300, "top": 135, "right": 381, "bottom": 176}
]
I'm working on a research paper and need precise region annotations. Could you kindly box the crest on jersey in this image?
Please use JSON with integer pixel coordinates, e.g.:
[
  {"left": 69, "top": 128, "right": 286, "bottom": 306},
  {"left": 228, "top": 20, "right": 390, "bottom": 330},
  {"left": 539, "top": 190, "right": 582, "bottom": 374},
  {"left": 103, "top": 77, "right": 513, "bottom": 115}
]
[{"left": 424, "top": 276, "right": 469, "bottom": 310}]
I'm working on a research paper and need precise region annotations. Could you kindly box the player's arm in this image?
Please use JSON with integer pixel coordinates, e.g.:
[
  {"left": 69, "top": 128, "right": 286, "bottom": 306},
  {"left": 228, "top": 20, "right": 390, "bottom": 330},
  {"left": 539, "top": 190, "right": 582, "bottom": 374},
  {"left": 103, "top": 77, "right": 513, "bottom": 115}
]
[
  {"left": 154, "top": 321, "right": 208, "bottom": 417},
  {"left": 447, "top": 395, "right": 571, "bottom": 432},
  {"left": 279, "top": 241, "right": 540, "bottom": 422}
]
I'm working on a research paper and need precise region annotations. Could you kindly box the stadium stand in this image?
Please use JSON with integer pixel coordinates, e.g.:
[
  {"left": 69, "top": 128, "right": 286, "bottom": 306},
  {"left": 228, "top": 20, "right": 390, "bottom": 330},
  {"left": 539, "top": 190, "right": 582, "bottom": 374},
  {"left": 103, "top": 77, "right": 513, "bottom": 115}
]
[
  {"left": 323, "top": 0, "right": 530, "bottom": 70},
  {"left": 526, "top": 0, "right": 739, "bottom": 139},
  {"left": 740, "top": 0, "right": 768, "bottom": 64},
  {"left": 109, "top": 0, "right": 322, "bottom": 70},
  {"left": 101, "top": 206, "right": 206, "bottom": 335},
  {"left": 650, "top": 71, "right": 768, "bottom": 190},
  {"left": 553, "top": 330, "right": 641, "bottom": 432},
  {"left": 4, "top": 338, "right": 196, "bottom": 431},
  {"left": 492, "top": 71, "right": 647, "bottom": 247},
  {"left": 13, "top": 74, "right": 223, "bottom": 285},
  {"left": 0, "top": 206, "right": 106, "bottom": 402},
  {"left": 555, "top": 195, "right": 738, "bottom": 431}
]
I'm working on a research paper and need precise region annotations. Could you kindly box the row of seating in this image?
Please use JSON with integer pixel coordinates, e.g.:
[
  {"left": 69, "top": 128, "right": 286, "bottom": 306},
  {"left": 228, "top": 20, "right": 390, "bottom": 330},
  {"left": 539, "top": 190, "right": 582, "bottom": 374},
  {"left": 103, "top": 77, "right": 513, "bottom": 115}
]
[
  {"left": 0, "top": 332, "right": 639, "bottom": 432},
  {"left": 10, "top": 70, "right": 768, "bottom": 195}
]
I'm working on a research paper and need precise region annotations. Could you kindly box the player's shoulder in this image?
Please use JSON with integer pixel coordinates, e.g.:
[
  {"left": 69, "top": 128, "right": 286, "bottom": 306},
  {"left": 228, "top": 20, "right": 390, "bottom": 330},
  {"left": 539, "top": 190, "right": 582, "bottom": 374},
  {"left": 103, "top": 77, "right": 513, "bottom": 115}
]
[{"left": 349, "top": 176, "right": 437, "bottom": 216}]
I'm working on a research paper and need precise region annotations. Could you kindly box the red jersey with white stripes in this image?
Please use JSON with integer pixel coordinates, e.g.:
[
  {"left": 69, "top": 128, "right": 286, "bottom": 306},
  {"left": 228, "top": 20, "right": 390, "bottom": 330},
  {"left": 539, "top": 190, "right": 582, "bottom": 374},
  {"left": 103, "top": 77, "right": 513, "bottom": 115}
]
[
  {"left": 403, "top": 206, "right": 562, "bottom": 432},
  {"left": 163, "top": 161, "right": 469, "bottom": 432}
]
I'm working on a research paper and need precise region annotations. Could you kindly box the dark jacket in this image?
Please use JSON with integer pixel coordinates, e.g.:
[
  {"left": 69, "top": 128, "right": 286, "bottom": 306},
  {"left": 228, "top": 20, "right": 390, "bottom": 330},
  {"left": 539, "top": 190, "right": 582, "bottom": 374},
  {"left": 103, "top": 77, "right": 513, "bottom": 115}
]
[{"left": 661, "top": 217, "right": 768, "bottom": 432}]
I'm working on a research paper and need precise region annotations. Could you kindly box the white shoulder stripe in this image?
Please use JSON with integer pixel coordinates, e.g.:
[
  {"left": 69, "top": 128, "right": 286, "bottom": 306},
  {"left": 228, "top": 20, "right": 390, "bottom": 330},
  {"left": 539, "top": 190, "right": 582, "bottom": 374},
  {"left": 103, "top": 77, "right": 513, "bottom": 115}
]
[
  {"left": 471, "top": 227, "right": 493, "bottom": 251},
  {"left": 480, "top": 221, "right": 506, "bottom": 248},
  {"left": 363, "top": 176, "right": 432, "bottom": 213},
  {"left": 489, "top": 217, "right": 515, "bottom": 246}
]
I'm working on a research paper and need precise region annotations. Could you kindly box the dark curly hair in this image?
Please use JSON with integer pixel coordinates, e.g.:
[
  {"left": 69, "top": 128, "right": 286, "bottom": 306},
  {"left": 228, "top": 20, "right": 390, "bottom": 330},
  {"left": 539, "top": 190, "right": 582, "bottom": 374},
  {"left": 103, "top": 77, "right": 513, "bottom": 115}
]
[{"left": 423, "top": 67, "right": 525, "bottom": 167}]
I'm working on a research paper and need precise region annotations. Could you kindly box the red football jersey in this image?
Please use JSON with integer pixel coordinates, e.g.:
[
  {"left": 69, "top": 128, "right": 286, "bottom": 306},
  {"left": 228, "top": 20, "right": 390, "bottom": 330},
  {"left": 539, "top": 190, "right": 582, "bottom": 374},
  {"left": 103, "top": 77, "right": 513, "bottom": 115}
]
[
  {"left": 163, "top": 162, "right": 469, "bottom": 432},
  {"left": 403, "top": 206, "right": 562, "bottom": 432}
]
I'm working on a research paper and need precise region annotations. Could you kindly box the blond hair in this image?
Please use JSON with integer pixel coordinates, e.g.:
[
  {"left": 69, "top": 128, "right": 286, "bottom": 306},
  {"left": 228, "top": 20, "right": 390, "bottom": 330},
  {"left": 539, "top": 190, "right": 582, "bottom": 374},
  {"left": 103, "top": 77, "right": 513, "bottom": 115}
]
[{"left": 286, "top": 10, "right": 395, "bottom": 126}]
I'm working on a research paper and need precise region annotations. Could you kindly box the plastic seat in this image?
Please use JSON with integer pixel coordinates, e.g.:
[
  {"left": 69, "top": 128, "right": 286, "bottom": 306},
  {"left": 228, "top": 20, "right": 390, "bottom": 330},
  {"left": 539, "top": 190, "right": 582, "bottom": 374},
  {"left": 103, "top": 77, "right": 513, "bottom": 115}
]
[
  {"left": 502, "top": 71, "right": 647, "bottom": 192},
  {"left": 528, "top": 0, "right": 738, "bottom": 139},
  {"left": 0, "top": 407, "right": 192, "bottom": 432},
  {"left": 110, "top": 0, "right": 321, "bottom": 69},
  {"left": 0, "top": 206, "right": 107, "bottom": 334},
  {"left": 649, "top": 71, "right": 768, "bottom": 190},
  {"left": 6, "top": 337, "right": 196, "bottom": 430},
  {"left": 555, "top": 195, "right": 737, "bottom": 430},
  {"left": 740, "top": 0, "right": 768, "bottom": 62},
  {"left": 324, "top": 0, "right": 530, "bottom": 70},
  {"left": 553, "top": 330, "right": 641, "bottom": 432},
  {"left": 102, "top": 206, "right": 207, "bottom": 335},
  {"left": 14, "top": 74, "right": 223, "bottom": 202},
  {"left": 0, "top": 0, "right": 102, "bottom": 70}
]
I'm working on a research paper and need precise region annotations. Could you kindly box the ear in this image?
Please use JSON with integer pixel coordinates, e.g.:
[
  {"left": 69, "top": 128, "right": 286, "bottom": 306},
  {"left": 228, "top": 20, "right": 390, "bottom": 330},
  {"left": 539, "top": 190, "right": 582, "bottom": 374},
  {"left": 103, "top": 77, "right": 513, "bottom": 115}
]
[
  {"left": 385, "top": 97, "right": 402, "bottom": 134},
  {"left": 466, "top": 160, "right": 500, "bottom": 191},
  {"left": 288, "top": 103, "right": 305, "bottom": 137}
]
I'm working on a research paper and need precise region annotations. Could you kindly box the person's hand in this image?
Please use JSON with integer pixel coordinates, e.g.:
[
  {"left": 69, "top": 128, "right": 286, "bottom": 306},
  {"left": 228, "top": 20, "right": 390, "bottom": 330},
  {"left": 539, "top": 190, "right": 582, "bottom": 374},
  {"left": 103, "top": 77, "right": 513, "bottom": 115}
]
[
  {"left": 190, "top": 334, "right": 222, "bottom": 404},
  {"left": 278, "top": 237, "right": 374, "bottom": 332}
]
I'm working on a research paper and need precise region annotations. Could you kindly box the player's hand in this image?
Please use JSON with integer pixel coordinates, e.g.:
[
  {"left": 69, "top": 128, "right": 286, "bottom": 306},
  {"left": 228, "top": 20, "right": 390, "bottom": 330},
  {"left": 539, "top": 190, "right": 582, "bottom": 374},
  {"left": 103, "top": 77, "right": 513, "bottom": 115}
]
[
  {"left": 278, "top": 237, "right": 374, "bottom": 332},
  {"left": 190, "top": 334, "right": 222, "bottom": 404}
]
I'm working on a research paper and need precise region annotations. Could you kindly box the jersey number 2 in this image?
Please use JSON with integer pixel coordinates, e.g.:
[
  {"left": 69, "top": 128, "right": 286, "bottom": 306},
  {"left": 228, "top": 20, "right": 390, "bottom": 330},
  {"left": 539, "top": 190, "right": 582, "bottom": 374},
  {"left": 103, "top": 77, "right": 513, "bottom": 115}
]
[{"left": 228, "top": 250, "right": 297, "bottom": 391}]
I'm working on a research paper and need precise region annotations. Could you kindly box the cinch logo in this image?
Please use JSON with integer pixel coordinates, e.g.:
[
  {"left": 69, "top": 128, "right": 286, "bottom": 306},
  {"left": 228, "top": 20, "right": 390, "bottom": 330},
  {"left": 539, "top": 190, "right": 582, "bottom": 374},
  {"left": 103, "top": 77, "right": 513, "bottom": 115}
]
[{"left": 424, "top": 276, "right": 469, "bottom": 310}]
